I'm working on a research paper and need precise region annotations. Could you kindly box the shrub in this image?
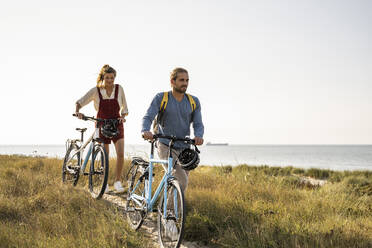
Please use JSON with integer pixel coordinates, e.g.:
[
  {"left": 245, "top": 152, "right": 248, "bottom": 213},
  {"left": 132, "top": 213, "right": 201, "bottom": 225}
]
[
  {"left": 305, "top": 168, "right": 330, "bottom": 179},
  {"left": 344, "top": 176, "right": 372, "bottom": 196}
]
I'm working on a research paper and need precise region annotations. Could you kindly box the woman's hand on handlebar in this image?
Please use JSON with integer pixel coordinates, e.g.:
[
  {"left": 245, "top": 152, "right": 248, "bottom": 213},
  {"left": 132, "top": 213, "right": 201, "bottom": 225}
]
[
  {"left": 118, "top": 116, "right": 126, "bottom": 124},
  {"left": 142, "top": 131, "right": 154, "bottom": 141},
  {"left": 74, "top": 112, "right": 85, "bottom": 120}
]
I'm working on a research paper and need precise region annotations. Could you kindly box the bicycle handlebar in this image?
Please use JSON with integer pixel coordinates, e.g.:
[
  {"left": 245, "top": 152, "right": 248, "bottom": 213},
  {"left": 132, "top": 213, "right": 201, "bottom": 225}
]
[
  {"left": 151, "top": 134, "right": 200, "bottom": 153},
  {"left": 152, "top": 134, "right": 194, "bottom": 144},
  {"left": 72, "top": 113, "right": 103, "bottom": 122},
  {"left": 141, "top": 133, "right": 195, "bottom": 144},
  {"left": 73, "top": 114, "right": 120, "bottom": 123}
]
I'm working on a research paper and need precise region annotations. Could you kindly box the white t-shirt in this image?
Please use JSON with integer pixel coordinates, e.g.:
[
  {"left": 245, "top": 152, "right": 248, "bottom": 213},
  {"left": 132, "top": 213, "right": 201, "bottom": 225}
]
[{"left": 77, "top": 84, "right": 128, "bottom": 115}]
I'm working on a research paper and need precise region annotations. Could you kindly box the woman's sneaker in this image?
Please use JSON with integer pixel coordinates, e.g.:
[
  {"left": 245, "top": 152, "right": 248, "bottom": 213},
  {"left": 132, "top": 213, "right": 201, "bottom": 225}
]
[
  {"left": 114, "top": 181, "right": 125, "bottom": 193},
  {"left": 105, "top": 184, "right": 110, "bottom": 193}
]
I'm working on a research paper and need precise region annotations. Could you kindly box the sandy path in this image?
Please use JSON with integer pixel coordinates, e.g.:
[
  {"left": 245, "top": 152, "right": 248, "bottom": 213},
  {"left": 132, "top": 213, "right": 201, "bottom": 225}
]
[{"left": 102, "top": 191, "right": 208, "bottom": 248}]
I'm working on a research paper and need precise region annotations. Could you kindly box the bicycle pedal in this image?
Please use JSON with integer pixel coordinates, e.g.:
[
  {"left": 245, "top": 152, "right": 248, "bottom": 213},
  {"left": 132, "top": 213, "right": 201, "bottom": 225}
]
[{"left": 152, "top": 209, "right": 158, "bottom": 212}]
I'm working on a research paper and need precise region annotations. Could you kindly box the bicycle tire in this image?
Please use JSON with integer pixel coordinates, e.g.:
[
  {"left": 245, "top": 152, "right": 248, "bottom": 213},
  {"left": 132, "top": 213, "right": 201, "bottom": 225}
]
[
  {"left": 88, "top": 144, "right": 109, "bottom": 199},
  {"left": 62, "top": 143, "right": 80, "bottom": 186},
  {"left": 157, "top": 179, "right": 185, "bottom": 248},
  {"left": 125, "top": 160, "right": 146, "bottom": 230}
]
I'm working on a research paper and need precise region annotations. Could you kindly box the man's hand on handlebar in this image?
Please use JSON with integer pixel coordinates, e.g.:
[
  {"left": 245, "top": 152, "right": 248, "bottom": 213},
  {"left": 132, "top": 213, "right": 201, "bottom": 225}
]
[
  {"left": 194, "top": 137, "right": 204, "bottom": 146},
  {"left": 142, "top": 131, "right": 154, "bottom": 141}
]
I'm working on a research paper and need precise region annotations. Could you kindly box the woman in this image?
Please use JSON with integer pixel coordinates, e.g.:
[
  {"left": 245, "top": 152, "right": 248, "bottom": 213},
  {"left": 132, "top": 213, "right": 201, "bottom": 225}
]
[{"left": 75, "top": 64, "right": 128, "bottom": 193}]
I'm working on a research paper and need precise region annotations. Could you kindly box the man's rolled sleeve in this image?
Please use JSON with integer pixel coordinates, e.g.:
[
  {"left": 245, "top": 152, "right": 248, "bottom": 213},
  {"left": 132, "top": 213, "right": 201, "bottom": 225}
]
[{"left": 192, "top": 97, "right": 204, "bottom": 138}]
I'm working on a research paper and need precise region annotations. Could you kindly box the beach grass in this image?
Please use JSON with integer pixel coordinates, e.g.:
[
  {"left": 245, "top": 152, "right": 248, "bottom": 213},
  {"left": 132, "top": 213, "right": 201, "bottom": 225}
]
[
  {"left": 0, "top": 155, "right": 147, "bottom": 248},
  {"left": 185, "top": 165, "right": 372, "bottom": 247},
  {"left": 1, "top": 155, "right": 371, "bottom": 247}
]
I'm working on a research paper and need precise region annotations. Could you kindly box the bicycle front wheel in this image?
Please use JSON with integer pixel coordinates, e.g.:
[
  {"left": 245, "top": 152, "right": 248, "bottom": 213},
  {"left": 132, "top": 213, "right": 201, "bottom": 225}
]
[
  {"left": 125, "top": 160, "right": 146, "bottom": 230},
  {"left": 157, "top": 179, "right": 185, "bottom": 248},
  {"left": 62, "top": 143, "right": 80, "bottom": 186},
  {"left": 88, "top": 144, "right": 109, "bottom": 199}
]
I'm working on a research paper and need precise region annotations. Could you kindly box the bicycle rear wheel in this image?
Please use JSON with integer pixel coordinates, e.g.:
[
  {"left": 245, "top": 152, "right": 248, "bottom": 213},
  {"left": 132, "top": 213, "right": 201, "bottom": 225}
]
[
  {"left": 62, "top": 143, "right": 80, "bottom": 186},
  {"left": 88, "top": 144, "right": 109, "bottom": 199},
  {"left": 125, "top": 160, "right": 147, "bottom": 230},
  {"left": 157, "top": 179, "right": 185, "bottom": 248}
]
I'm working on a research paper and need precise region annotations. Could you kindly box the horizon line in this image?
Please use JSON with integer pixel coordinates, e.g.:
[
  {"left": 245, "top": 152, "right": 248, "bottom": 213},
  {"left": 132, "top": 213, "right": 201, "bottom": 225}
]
[{"left": 1, "top": 143, "right": 372, "bottom": 146}]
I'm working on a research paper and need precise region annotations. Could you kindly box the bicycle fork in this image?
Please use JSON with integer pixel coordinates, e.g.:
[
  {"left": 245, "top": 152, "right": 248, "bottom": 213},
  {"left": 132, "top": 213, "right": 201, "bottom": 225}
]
[{"left": 162, "top": 157, "right": 179, "bottom": 220}]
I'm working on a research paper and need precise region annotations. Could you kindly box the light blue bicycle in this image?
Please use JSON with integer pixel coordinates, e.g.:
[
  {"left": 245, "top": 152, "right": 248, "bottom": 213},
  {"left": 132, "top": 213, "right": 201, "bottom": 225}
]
[{"left": 125, "top": 134, "right": 199, "bottom": 248}]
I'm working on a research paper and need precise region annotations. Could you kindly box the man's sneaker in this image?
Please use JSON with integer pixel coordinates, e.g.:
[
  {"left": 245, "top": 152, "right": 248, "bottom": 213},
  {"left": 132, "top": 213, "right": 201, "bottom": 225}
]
[
  {"left": 165, "top": 219, "right": 178, "bottom": 241},
  {"left": 114, "top": 181, "right": 125, "bottom": 193},
  {"left": 105, "top": 184, "right": 109, "bottom": 193}
]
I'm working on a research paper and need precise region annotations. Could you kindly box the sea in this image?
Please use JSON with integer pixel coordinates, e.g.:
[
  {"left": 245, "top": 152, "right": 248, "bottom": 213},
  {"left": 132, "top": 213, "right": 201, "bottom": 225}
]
[{"left": 0, "top": 144, "right": 371, "bottom": 171}]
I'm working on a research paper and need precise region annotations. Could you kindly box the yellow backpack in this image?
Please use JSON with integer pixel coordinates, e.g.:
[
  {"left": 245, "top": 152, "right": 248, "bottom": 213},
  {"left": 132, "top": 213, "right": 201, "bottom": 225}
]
[{"left": 153, "top": 92, "right": 196, "bottom": 133}]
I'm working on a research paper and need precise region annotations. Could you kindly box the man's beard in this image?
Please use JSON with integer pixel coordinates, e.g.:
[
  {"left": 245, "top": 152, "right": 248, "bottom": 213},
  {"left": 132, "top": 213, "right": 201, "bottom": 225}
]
[{"left": 174, "top": 86, "right": 187, "bottom": 93}]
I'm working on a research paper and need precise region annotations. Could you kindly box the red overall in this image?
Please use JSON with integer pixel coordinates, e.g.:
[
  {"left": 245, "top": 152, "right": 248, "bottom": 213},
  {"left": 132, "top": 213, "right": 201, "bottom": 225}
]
[{"left": 97, "top": 84, "right": 124, "bottom": 144}]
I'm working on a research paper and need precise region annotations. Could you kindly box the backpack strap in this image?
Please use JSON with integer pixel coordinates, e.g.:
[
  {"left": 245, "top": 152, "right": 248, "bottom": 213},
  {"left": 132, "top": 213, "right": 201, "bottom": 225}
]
[
  {"left": 186, "top": 93, "right": 196, "bottom": 112},
  {"left": 160, "top": 92, "right": 195, "bottom": 112},
  {"left": 160, "top": 91, "right": 168, "bottom": 112},
  {"left": 155, "top": 92, "right": 169, "bottom": 129}
]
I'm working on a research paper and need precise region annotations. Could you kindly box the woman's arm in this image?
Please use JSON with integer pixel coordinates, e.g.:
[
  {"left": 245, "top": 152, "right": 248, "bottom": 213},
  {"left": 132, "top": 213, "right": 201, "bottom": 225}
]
[
  {"left": 75, "top": 103, "right": 84, "bottom": 119},
  {"left": 75, "top": 102, "right": 81, "bottom": 113},
  {"left": 76, "top": 87, "right": 97, "bottom": 109},
  {"left": 118, "top": 85, "right": 128, "bottom": 123},
  {"left": 119, "top": 85, "right": 129, "bottom": 116},
  {"left": 75, "top": 87, "right": 97, "bottom": 118}
]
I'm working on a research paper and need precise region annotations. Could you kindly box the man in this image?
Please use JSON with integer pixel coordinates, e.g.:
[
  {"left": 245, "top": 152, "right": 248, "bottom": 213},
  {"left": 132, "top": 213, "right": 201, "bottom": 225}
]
[{"left": 141, "top": 67, "right": 204, "bottom": 192}]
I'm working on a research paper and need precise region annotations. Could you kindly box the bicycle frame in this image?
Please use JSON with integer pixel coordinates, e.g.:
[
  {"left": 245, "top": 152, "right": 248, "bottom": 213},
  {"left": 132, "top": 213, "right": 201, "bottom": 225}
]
[
  {"left": 65, "top": 131, "right": 97, "bottom": 174},
  {"left": 129, "top": 141, "right": 177, "bottom": 218},
  {"left": 66, "top": 114, "right": 115, "bottom": 175}
]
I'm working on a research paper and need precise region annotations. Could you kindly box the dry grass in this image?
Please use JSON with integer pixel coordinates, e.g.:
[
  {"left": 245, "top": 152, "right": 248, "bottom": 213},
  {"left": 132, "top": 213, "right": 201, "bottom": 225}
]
[
  {"left": 0, "top": 155, "right": 147, "bottom": 248},
  {"left": 1, "top": 155, "right": 371, "bottom": 248},
  {"left": 185, "top": 165, "right": 372, "bottom": 248}
]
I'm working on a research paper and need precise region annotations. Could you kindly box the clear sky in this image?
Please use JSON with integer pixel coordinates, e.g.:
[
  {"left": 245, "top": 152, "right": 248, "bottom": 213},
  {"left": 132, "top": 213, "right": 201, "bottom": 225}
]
[{"left": 0, "top": 0, "right": 371, "bottom": 145}]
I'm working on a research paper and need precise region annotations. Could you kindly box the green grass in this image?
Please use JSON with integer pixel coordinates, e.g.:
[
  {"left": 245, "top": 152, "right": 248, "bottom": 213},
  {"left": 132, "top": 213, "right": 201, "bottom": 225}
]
[
  {"left": 1, "top": 156, "right": 372, "bottom": 248},
  {"left": 0, "top": 155, "right": 147, "bottom": 248},
  {"left": 185, "top": 165, "right": 372, "bottom": 247}
]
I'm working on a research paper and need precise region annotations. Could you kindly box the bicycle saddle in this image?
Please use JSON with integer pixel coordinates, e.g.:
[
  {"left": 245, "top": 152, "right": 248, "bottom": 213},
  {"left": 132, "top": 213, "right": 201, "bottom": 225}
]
[{"left": 76, "top": 128, "right": 87, "bottom": 132}]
